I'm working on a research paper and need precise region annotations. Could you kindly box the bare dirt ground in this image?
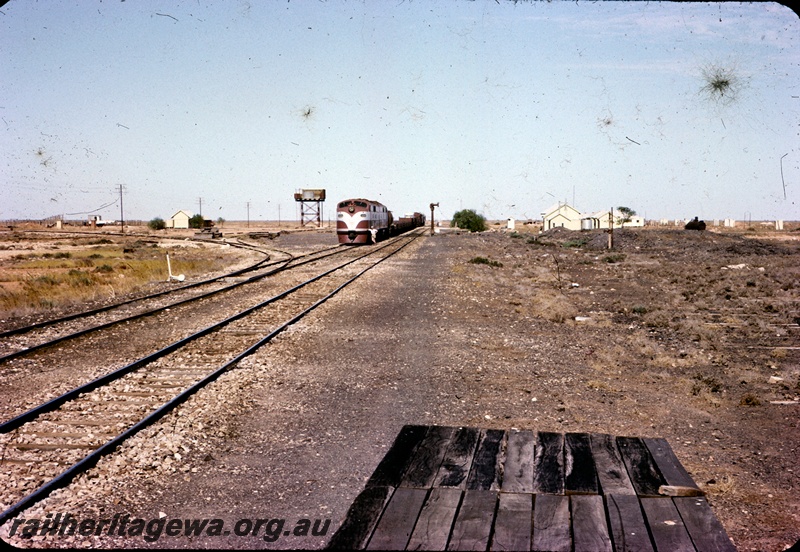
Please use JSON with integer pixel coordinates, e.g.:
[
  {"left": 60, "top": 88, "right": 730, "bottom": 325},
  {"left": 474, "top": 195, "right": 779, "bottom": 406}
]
[{"left": 0, "top": 223, "right": 798, "bottom": 551}]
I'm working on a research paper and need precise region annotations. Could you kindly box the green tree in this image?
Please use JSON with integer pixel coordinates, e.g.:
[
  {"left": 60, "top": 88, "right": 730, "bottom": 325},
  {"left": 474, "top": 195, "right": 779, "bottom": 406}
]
[
  {"left": 616, "top": 206, "right": 637, "bottom": 228},
  {"left": 148, "top": 217, "right": 166, "bottom": 230},
  {"left": 216, "top": 217, "right": 226, "bottom": 227},
  {"left": 189, "top": 214, "right": 205, "bottom": 229},
  {"left": 451, "top": 209, "right": 487, "bottom": 232}
]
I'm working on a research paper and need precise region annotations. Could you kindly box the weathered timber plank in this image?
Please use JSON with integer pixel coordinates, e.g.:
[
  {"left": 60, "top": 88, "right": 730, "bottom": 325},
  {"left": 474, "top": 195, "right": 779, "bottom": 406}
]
[
  {"left": 367, "top": 425, "right": 429, "bottom": 488},
  {"left": 327, "top": 486, "right": 395, "bottom": 550},
  {"left": 401, "top": 426, "right": 457, "bottom": 489},
  {"left": 640, "top": 497, "right": 695, "bottom": 552},
  {"left": 501, "top": 429, "right": 535, "bottom": 493},
  {"left": 658, "top": 485, "right": 704, "bottom": 498},
  {"left": 533, "top": 431, "right": 565, "bottom": 495},
  {"left": 605, "top": 494, "right": 654, "bottom": 552},
  {"left": 491, "top": 493, "right": 532, "bottom": 552},
  {"left": 590, "top": 433, "right": 636, "bottom": 495},
  {"left": 674, "top": 497, "right": 737, "bottom": 552},
  {"left": 367, "top": 487, "right": 429, "bottom": 550},
  {"left": 565, "top": 432, "right": 599, "bottom": 495},
  {"left": 407, "top": 488, "right": 463, "bottom": 551},
  {"left": 617, "top": 437, "right": 667, "bottom": 497},
  {"left": 466, "top": 429, "right": 505, "bottom": 491},
  {"left": 447, "top": 490, "right": 497, "bottom": 551},
  {"left": 13, "top": 443, "right": 97, "bottom": 450},
  {"left": 643, "top": 438, "right": 700, "bottom": 491},
  {"left": 571, "top": 495, "right": 613, "bottom": 552},
  {"left": 532, "top": 494, "right": 571, "bottom": 552},
  {"left": 436, "top": 427, "right": 481, "bottom": 488}
]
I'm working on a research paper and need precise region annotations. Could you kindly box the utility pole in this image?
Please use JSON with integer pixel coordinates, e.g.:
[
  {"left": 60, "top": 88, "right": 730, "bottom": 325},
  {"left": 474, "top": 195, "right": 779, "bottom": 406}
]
[
  {"left": 430, "top": 203, "right": 439, "bottom": 236},
  {"left": 119, "top": 184, "right": 125, "bottom": 233},
  {"left": 198, "top": 197, "right": 203, "bottom": 218},
  {"left": 246, "top": 201, "right": 250, "bottom": 228}
]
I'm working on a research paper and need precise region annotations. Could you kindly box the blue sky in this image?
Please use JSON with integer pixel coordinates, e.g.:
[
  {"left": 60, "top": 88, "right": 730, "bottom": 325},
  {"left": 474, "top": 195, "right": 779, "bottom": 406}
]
[{"left": 2, "top": 1, "right": 798, "bottom": 223}]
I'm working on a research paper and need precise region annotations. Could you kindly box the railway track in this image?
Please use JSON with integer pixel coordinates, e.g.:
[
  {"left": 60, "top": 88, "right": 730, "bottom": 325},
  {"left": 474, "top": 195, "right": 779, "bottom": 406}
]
[
  {"left": 0, "top": 230, "right": 422, "bottom": 524},
  {"left": 0, "top": 240, "right": 346, "bottom": 362},
  {"left": 0, "top": 236, "right": 404, "bottom": 424},
  {"left": 0, "top": 235, "right": 277, "bottom": 337}
]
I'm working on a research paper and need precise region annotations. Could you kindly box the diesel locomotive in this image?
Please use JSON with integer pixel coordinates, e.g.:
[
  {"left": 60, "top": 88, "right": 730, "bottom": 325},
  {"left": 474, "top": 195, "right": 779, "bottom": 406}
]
[{"left": 336, "top": 198, "right": 425, "bottom": 244}]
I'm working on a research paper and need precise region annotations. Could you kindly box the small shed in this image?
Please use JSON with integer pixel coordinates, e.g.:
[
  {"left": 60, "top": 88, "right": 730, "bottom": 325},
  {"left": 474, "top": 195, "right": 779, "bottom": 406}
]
[{"left": 169, "top": 210, "right": 193, "bottom": 229}]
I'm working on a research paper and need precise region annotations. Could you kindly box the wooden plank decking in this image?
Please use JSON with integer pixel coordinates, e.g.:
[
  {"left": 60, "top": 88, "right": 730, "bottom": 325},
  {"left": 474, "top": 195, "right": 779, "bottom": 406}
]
[{"left": 327, "top": 425, "right": 735, "bottom": 551}]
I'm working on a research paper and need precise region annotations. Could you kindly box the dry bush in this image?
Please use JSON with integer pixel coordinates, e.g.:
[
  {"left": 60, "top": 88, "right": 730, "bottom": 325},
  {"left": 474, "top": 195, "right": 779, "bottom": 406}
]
[
  {"left": 529, "top": 290, "right": 578, "bottom": 323},
  {"left": 739, "top": 393, "right": 761, "bottom": 406},
  {"left": 707, "top": 473, "right": 737, "bottom": 496},
  {"left": 585, "top": 342, "right": 635, "bottom": 374},
  {"left": 769, "top": 348, "right": 788, "bottom": 360},
  {"left": 528, "top": 262, "right": 563, "bottom": 286},
  {"left": 642, "top": 310, "right": 673, "bottom": 329},
  {"left": 671, "top": 317, "right": 721, "bottom": 346}
]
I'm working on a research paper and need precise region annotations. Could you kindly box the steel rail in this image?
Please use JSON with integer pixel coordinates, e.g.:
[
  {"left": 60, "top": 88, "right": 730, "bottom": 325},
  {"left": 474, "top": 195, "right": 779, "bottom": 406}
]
[
  {"left": 0, "top": 245, "right": 347, "bottom": 363},
  {"left": 0, "top": 232, "right": 419, "bottom": 526}
]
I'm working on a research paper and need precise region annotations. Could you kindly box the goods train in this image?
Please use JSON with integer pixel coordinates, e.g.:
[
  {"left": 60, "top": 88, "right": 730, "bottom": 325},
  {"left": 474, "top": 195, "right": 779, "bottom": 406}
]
[{"left": 336, "top": 198, "right": 425, "bottom": 244}]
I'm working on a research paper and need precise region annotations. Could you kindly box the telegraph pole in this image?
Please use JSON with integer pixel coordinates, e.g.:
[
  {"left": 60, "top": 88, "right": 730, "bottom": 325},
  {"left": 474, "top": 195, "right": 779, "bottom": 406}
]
[{"left": 119, "top": 184, "right": 125, "bottom": 233}]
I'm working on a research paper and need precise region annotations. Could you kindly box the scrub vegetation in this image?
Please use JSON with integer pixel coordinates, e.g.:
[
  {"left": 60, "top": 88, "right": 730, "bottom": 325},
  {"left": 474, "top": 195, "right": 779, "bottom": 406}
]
[
  {"left": 0, "top": 237, "right": 232, "bottom": 315},
  {"left": 451, "top": 209, "right": 488, "bottom": 232}
]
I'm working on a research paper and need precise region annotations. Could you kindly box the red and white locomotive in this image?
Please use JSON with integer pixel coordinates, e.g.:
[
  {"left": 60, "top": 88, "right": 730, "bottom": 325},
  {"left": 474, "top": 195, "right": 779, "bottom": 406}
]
[
  {"left": 336, "top": 198, "right": 426, "bottom": 244},
  {"left": 336, "top": 198, "right": 393, "bottom": 244}
]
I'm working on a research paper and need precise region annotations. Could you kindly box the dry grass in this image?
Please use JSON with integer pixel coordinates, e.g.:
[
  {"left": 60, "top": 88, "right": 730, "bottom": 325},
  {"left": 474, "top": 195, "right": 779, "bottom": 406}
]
[
  {"left": 707, "top": 473, "right": 737, "bottom": 496},
  {"left": 0, "top": 243, "right": 231, "bottom": 316},
  {"left": 529, "top": 290, "right": 578, "bottom": 323},
  {"left": 586, "top": 379, "right": 615, "bottom": 392},
  {"left": 585, "top": 343, "right": 634, "bottom": 374}
]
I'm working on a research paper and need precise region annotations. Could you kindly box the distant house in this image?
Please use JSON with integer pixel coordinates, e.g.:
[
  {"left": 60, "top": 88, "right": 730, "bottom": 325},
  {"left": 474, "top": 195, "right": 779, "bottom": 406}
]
[
  {"left": 168, "top": 210, "right": 193, "bottom": 229},
  {"left": 541, "top": 204, "right": 644, "bottom": 231},
  {"left": 622, "top": 213, "right": 645, "bottom": 228},
  {"left": 590, "top": 209, "right": 645, "bottom": 229},
  {"left": 541, "top": 203, "right": 582, "bottom": 231}
]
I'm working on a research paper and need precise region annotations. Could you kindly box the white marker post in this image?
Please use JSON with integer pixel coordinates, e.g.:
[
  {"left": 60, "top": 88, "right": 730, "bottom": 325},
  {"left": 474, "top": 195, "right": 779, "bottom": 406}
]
[{"left": 166, "top": 254, "right": 185, "bottom": 282}]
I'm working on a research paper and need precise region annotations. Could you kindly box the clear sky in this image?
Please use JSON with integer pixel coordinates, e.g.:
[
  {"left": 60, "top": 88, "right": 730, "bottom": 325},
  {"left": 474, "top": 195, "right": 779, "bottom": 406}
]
[{"left": 2, "top": 1, "right": 798, "bottom": 223}]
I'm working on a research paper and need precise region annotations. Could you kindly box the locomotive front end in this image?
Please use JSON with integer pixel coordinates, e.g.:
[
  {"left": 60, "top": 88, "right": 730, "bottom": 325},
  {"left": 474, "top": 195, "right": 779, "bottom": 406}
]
[{"left": 336, "top": 199, "right": 373, "bottom": 244}]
